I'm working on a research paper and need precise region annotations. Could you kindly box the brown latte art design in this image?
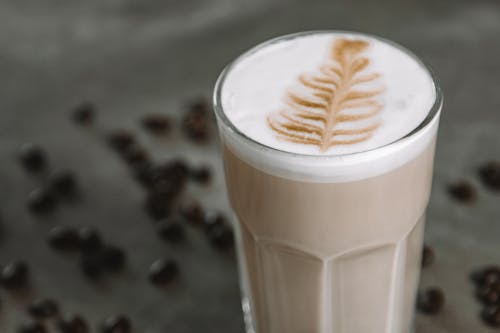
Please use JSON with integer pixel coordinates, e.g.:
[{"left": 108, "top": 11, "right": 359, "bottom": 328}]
[{"left": 267, "top": 38, "right": 384, "bottom": 152}]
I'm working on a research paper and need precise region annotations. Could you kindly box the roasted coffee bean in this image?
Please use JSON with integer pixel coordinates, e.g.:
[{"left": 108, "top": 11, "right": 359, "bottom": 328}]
[
  {"left": 187, "top": 97, "right": 210, "bottom": 115},
  {"left": 141, "top": 114, "right": 171, "bottom": 134},
  {"left": 182, "top": 111, "right": 210, "bottom": 142},
  {"left": 147, "top": 162, "right": 187, "bottom": 197},
  {"left": 471, "top": 266, "right": 500, "bottom": 286},
  {"left": 78, "top": 227, "right": 102, "bottom": 253},
  {"left": 447, "top": 180, "right": 476, "bottom": 203},
  {"left": 145, "top": 192, "right": 172, "bottom": 220},
  {"left": 157, "top": 218, "right": 184, "bottom": 243},
  {"left": 1, "top": 261, "right": 29, "bottom": 290},
  {"left": 209, "top": 224, "right": 234, "bottom": 251},
  {"left": 476, "top": 285, "right": 500, "bottom": 306},
  {"left": 203, "top": 212, "right": 227, "bottom": 233},
  {"left": 48, "top": 226, "right": 80, "bottom": 251},
  {"left": 28, "top": 187, "right": 56, "bottom": 214},
  {"left": 28, "top": 298, "right": 59, "bottom": 319},
  {"left": 481, "top": 305, "right": 500, "bottom": 328},
  {"left": 121, "top": 145, "right": 149, "bottom": 166},
  {"left": 50, "top": 170, "right": 77, "bottom": 196},
  {"left": 72, "top": 102, "right": 95, "bottom": 125},
  {"left": 478, "top": 161, "right": 500, "bottom": 191},
  {"left": 417, "top": 288, "right": 445, "bottom": 315},
  {"left": 80, "top": 253, "right": 104, "bottom": 279},
  {"left": 101, "top": 246, "right": 126, "bottom": 272},
  {"left": 18, "top": 320, "right": 46, "bottom": 333},
  {"left": 421, "top": 245, "right": 435, "bottom": 268},
  {"left": 19, "top": 143, "right": 47, "bottom": 172},
  {"left": 100, "top": 315, "right": 131, "bottom": 333},
  {"left": 149, "top": 259, "right": 179, "bottom": 286},
  {"left": 179, "top": 200, "right": 204, "bottom": 225},
  {"left": 133, "top": 162, "right": 154, "bottom": 187},
  {"left": 57, "top": 314, "right": 89, "bottom": 333},
  {"left": 190, "top": 165, "right": 212, "bottom": 185},
  {"left": 107, "top": 130, "right": 134, "bottom": 152}
]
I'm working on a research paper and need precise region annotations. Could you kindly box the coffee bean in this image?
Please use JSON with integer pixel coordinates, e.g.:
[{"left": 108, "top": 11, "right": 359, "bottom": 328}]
[
  {"left": 107, "top": 130, "right": 134, "bottom": 152},
  {"left": 447, "top": 180, "right": 476, "bottom": 203},
  {"left": 157, "top": 218, "right": 185, "bottom": 243},
  {"left": 478, "top": 161, "right": 500, "bottom": 191},
  {"left": 80, "top": 253, "right": 104, "bottom": 279},
  {"left": 101, "top": 246, "right": 126, "bottom": 273},
  {"left": 78, "top": 227, "right": 102, "bottom": 253},
  {"left": 133, "top": 162, "right": 154, "bottom": 187},
  {"left": 471, "top": 266, "right": 500, "bottom": 287},
  {"left": 28, "top": 187, "right": 56, "bottom": 214},
  {"left": 203, "top": 211, "right": 227, "bottom": 233},
  {"left": 421, "top": 245, "right": 435, "bottom": 268},
  {"left": 179, "top": 200, "right": 204, "bottom": 225},
  {"left": 57, "top": 314, "right": 89, "bottom": 333},
  {"left": 145, "top": 192, "right": 172, "bottom": 220},
  {"left": 72, "top": 102, "right": 95, "bottom": 125},
  {"left": 18, "top": 320, "right": 46, "bottom": 333},
  {"left": 147, "top": 161, "right": 188, "bottom": 197},
  {"left": 1, "top": 261, "right": 29, "bottom": 290},
  {"left": 149, "top": 259, "right": 179, "bottom": 286},
  {"left": 50, "top": 170, "right": 77, "bottom": 196},
  {"left": 190, "top": 165, "right": 212, "bottom": 185},
  {"left": 28, "top": 298, "right": 59, "bottom": 319},
  {"left": 481, "top": 305, "right": 500, "bottom": 327},
  {"left": 476, "top": 285, "right": 500, "bottom": 306},
  {"left": 187, "top": 97, "right": 210, "bottom": 115},
  {"left": 209, "top": 224, "right": 234, "bottom": 251},
  {"left": 141, "top": 114, "right": 171, "bottom": 134},
  {"left": 101, "top": 315, "right": 131, "bottom": 333},
  {"left": 48, "top": 226, "right": 80, "bottom": 252},
  {"left": 19, "top": 143, "right": 47, "bottom": 172},
  {"left": 182, "top": 111, "right": 210, "bottom": 142},
  {"left": 121, "top": 145, "right": 149, "bottom": 166},
  {"left": 417, "top": 287, "right": 445, "bottom": 315}
]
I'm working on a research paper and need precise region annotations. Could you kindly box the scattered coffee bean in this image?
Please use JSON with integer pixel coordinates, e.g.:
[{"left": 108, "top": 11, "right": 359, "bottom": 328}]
[
  {"left": 476, "top": 284, "right": 500, "bottom": 306},
  {"left": 19, "top": 143, "right": 47, "bottom": 172},
  {"left": 149, "top": 259, "right": 179, "bottom": 286},
  {"left": 80, "top": 253, "right": 104, "bottom": 279},
  {"left": 478, "top": 161, "right": 500, "bottom": 191},
  {"left": 141, "top": 114, "right": 171, "bottom": 134},
  {"left": 107, "top": 130, "right": 134, "bottom": 152},
  {"left": 57, "top": 314, "right": 89, "bottom": 333},
  {"left": 101, "top": 246, "right": 126, "bottom": 273},
  {"left": 28, "top": 187, "right": 56, "bottom": 214},
  {"left": 48, "top": 226, "right": 80, "bottom": 252},
  {"left": 417, "top": 287, "right": 445, "bottom": 315},
  {"left": 179, "top": 200, "right": 204, "bottom": 225},
  {"left": 182, "top": 99, "right": 211, "bottom": 143},
  {"left": 1, "top": 261, "right": 29, "bottom": 290},
  {"left": 121, "top": 145, "right": 150, "bottom": 166},
  {"left": 100, "top": 315, "right": 131, "bottom": 333},
  {"left": 447, "top": 180, "right": 476, "bottom": 203},
  {"left": 147, "top": 161, "right": 188, "bottom": 197},
  {"left": 78, "top": 227, "right": 102, "bottom": 253},
  {"left": 471, "top": 266, "right": 500, "bottom": 286},
  {"left": 18, "top": 320, "right": 46, "bottom": 333},
  {"left": 28, "top": 298, "right": 59, "bottom": 319},
  {"left": 190, "top": 165, "right": 212, "bottom": 185},
  {"left": 421, "top": 245, "right": 435, "bottom": 268},
  {"left": 203, "top": 211, "right": 227, "bottom": 233},
  {"left": 50, "top": 170, "right": 77, "bottom": 196},
  {"left": 72, "top": 102, "right": 95, "bottom": 125},
  {"left": 209, "top": 224, "right": 234, "bottom": 251},
  {"left": 481, "top": 305, "right": 500, "bottom": 328},
  {"left": 145, "top": 191, "right": 172, "bottom": 220},
  {"left": 187, "top": 97, "right": 210, "bottom": 115},
  {"left": 157, "top": 218, "right": 185, "bottom": 243}
]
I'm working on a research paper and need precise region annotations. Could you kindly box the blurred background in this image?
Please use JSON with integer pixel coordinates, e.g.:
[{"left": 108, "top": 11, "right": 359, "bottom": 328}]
[{"left": 1, "top": 0, "right": 499, "bottom": 332}]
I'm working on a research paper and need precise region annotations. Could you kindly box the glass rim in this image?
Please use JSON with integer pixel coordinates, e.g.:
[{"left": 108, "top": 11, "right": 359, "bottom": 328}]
[{"left": 213, "top": 30, "right": 443, "bottom": 159}]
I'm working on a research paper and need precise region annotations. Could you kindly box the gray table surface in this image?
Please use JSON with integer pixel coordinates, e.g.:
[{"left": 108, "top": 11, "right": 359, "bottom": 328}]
[{"left": 1, "top": 0, "right": 499, "bottom": 332}]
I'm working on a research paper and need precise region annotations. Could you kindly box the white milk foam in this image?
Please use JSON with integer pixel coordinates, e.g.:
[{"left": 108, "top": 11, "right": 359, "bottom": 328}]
[{"left": 215, "top": 32, "right": 441, "bottom": 182}]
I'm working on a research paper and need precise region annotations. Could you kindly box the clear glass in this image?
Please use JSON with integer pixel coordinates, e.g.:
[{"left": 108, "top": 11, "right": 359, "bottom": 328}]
[{"left": 213, "top": 31, "right": 443, "bottom": 333}]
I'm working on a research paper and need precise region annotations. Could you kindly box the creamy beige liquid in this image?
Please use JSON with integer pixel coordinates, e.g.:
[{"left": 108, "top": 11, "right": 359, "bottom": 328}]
[{"left": 223, "top": 137, "right": 436, "bottom": 333}]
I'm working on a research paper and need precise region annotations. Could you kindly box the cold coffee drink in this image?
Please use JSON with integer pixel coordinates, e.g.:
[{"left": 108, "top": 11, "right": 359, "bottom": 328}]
[{"left": 213, "top": 31, "right": 442, "bottom": 333}]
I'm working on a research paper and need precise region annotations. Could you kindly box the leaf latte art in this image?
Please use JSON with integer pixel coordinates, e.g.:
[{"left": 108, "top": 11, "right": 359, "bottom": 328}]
[{"left": 267, "top": 38, "right": 384, "bottom": 152}]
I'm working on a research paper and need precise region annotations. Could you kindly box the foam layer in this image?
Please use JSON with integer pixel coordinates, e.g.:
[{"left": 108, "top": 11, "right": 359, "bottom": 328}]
[{"left": 214, "top": 32, "right": 441, "bottom": 182}]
